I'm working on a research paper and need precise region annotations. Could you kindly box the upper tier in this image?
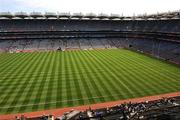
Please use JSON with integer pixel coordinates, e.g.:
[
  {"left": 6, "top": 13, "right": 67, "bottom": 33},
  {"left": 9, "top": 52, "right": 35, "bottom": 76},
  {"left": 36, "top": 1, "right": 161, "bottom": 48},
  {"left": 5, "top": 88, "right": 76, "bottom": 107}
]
[{"left": 0, "top": 19, "right": 180, "bottom": 33}]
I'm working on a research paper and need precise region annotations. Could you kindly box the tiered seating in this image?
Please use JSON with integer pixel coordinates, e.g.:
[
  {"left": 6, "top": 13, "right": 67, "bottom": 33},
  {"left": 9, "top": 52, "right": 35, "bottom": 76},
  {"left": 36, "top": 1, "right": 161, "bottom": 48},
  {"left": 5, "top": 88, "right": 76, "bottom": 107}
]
[
  {"left": 79, "top": 38, "right": 92, "bottom": 50},
  {"left": 91, "top": 39, "right": 105, "bottom": 49},
  {"left": 66, "top": 39, "right": 80, "bottom": 50},
  {"left": 15, "top": 96, "right": 180, "bottom": 120},
  {"left": 0, "top": 39, "right": 108, "bottom": 52},
  {"left": 1, "top": 19, "right": 180, "bottom": 32}
]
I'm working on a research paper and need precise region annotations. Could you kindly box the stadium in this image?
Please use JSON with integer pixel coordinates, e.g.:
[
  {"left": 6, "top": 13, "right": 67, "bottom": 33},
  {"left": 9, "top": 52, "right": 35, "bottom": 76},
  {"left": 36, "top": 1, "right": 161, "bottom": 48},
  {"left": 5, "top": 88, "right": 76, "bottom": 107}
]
[{"left": 0, "top": 10, "right": 180, "bottom": 120}]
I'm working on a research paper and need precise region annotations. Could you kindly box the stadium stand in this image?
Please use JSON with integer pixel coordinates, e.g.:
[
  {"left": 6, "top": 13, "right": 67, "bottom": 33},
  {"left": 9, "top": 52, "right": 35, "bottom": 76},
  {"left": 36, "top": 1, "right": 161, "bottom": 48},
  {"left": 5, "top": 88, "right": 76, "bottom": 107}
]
[
  {"left": 0, "top": 11, "right": 180, "bottom": 119},
  {"left": 14, "top": 96, "right": 180, "bottom": 120}
]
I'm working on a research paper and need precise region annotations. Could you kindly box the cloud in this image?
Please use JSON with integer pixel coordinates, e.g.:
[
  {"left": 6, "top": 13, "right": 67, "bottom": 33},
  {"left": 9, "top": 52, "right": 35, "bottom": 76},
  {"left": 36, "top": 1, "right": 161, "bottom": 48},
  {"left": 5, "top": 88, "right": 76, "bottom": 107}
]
[
  {"left": 0, "top": 0, "right": 48, "bottom": 12},
  {"left": 0, "top": 0, "right": 180, "bottom": 15}
]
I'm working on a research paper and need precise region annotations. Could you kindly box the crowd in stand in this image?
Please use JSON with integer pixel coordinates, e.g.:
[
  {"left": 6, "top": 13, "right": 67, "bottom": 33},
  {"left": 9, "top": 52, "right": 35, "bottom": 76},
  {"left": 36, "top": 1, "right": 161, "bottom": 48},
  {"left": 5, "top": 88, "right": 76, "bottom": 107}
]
[
  {"left": 0, "top": 39, "right": 114, "bottom": 53},
  {"left": 15, "top": 96, "right": 180, "bottom": 120},
  {"left": 0, "top": 38, "right": 180, "bottom": 64}
]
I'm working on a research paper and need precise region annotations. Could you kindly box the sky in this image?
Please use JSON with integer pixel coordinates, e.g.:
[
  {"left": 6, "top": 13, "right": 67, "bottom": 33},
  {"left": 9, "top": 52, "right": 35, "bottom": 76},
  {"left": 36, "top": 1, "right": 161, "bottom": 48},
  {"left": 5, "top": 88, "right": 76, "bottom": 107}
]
[{"left": 0, "top": 0, "right": 180, "bottom": 16}]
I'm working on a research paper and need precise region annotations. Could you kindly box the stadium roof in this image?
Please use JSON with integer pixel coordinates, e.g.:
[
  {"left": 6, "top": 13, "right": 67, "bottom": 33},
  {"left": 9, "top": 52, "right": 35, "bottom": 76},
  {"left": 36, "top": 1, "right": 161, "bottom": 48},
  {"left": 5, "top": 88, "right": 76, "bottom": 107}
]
[{"left": 0, "top": 11, "right": 180, "bottom": 20}]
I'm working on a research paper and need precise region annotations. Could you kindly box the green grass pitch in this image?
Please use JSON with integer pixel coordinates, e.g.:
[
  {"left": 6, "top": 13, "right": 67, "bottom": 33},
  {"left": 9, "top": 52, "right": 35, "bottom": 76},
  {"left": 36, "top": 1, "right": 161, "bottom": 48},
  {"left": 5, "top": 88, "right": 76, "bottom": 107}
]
[{"left": 0, "top": 48, "right": 180, "bottom": 114}]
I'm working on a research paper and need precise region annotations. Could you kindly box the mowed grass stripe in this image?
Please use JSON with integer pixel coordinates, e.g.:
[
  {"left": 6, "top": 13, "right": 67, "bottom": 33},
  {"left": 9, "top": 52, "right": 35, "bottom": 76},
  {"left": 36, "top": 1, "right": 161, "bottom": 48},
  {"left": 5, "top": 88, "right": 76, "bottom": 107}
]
[
  {"left": 85, "top": 50, "right": 113, "bottom": 102},
  {"left": 0, "top": 54, "right": 35, "bottom": 97},
  {"left": 0, "top": 54, "right": 24, "bottom": 92},
  {"left": 36, "top": 52, "right": 53, "bottom": 110},
  {"left": 0, "top": 53, "right": 37, "bottom": 110},
  {"left": 0, "top": 54, "right": 24, "bottom": 72},
  {"left": 32, "top": 52, "right": 51, "bottom": 111},
  {"left": 86, "top": 50, "right": 116, "bottom": 101},
  {"left": 0, "top": 49, "right": 180, "bottom": 114},
  {"left": 134, "top": 54, "right": 180, "bottom": 86},
  {"left": 64, "top": 52, "right": 73, "bottom": 107},
  {"left": 124, "top": 50, "right": 180, "bottom": 79},
  {"left": 0, "top": 53, "right": 24, "bottom": 67},
  {"left": 0, "top": 54, "right": 37, "bottom": 86},
  {"left": 70, "top": 51, "right": 84, "bottom": 105},
  {"left": 52, "top": 52, "right": 59, "bottom": 107},
  {"left": 96, "top": 49, "right": 178, "bottom": 93},
  {"left": 5, "top": 53, "right": 44, "bottom": 113},
  {"left": 94, "top": 50, "right": 128, "bottom": 99},
  {"left": 120, "top": 50, "right": 180, "bottom": 91},
  {"left": 0, "top": 53, "right": 29, "bottom": 86},
  {"left": 106, "top": 50, "right": 177, "bottom": 94},
  {"left": 88, "top": 50, "right": 123, "bottom": 100},
  {"left": 95, "top": 50, "right": 145, "bottom": 96},
  {"left": 17, "top": 52, "right": 47, "bottom": 113},
  {"left": 79, "top": 50, "right": 105, "bottom": 103},
  {"left": 2, "top": 53, "right": 42, "bottom": 114},
  {"left": 94, "top": 54, "right": 134, "bottom": 98},
  {"left": 103, "top": 50, "right": 165, "bottom": 94},
  {"left": 56, "top": 52, "right": 63, "bottom": 108},
  {"left": 120, "top": 50, "right": 180, "bottom": 92},
  {"left": 1, "top": 53, "right": 43, "bottom": 98},
  {"left": 74, "top": 50, "right": 95, "bottom": 104},
  {"left": 0, "top": 53, "right": 33, "bottom": 75},
  {"left": 115, "top": 53, "right": 164, "bottom": 95},
  {"left": 0, "top": 53, "right": 9, "bottom": 61},
  {"left": 44, "top": 52, "right": 57, "bottom": 109},
  {"left": 97, "top": 50, "right": 147, "bottom": 97}
]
